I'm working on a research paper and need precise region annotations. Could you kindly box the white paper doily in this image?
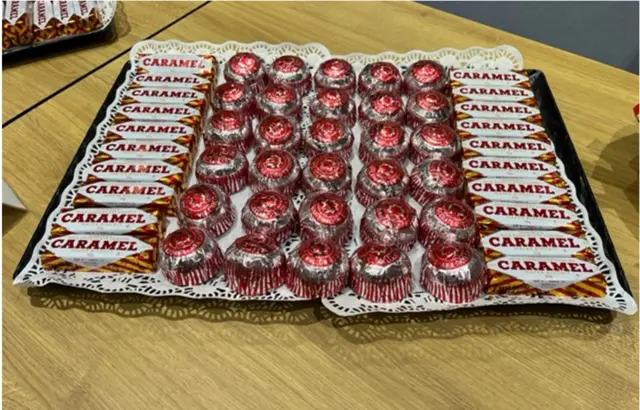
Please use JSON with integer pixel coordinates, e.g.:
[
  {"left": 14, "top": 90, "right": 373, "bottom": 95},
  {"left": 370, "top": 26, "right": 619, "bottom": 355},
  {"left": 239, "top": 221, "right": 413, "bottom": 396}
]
[{"left": 12, "top": 41, "right": 636, "bottom": 316}]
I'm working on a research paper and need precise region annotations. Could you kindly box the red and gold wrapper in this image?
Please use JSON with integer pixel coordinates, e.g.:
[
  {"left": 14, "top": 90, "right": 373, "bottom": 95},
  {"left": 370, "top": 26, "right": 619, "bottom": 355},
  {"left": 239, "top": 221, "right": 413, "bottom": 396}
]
[
  {"left": 360, "top": 198, "right": 418, "bottom": 252},
  {"left": 75, "top": 0, "right": 102, "bottom": 33},
  {"left": 409, "top": 123, "right": 461, "bottom": 164},
  {"left": 462, "top": 156, "right": 560, "bottom": 181},
  {"left": 475, "top": 201, "right": 582, "bottom": 236},
  {"left": 267, "top": 55, "right": 312, "bottom": 97},
  {"left": 462, "top": 136, "right": 557, "bottom": 165},
  {"left": 112, "top": 103, "right": 202, "bottom": 134},
  {"left": 467, "top": 177, "right": 574, "bottom": 211},
  {"left": 160, "top": 226, "right": 224, "bottom": 287},
  {"left": 403, "top": 59, "right": 450, "bottom": 96},
  {"left": 418, "top": 197, "right": 477, "bottom": 249},
  {"left": 314, "top": 58, "right": 356, "bottom": 96},
  {"left": 420, "top": 241, "right": 487, "bottom": 304},
  {"left": 450, "top": 69, "right": 531, "bottom": 89},
  {"left": 254, "top": 115, "right": 301, "bottom": 154},
  {"left": 349, "top": 242, "right": 412, "bottom": 303},
  {"left": 177, "top": 184, "right": 236, "bottom": 238},
  {"left": 485, "top": 256, "right": 606, "bottom": 298},
  {"left": 205, "top": 109, "right": 252, "bottom": 152},
  {"left": 224, "top": 52, "right": 268, "bottom": 94},
  {"left": 453, "top": 85, "right": 537, "bottom": 105},
  {"left": 249, "top": 149, "right": 301, "bottom": 196},
  {"left": 224, "top": 234, "right": 287, "bottom": 296},
  {"left": 93, "top": 140, "right": 191, "bottom": 174},
  {"left": 480, "top": 228, "right": 595, "bottom": 262},
  {"left": 299, "top": 191, "right": 353, "bottom": 246},
  {"left": 128, "top": 73, "right": 212, "bottom": 97},
  {"left": 53, "top": 0, "right": 79, "bottom": 37},
  {"left": 195, "top": 144, "right": 248, "bottom": 194},
  {"left": 51, "top": 208, "right": 164, "bottom": 238},
  {"left": 409, "top": 158, "right": 465, "bottom": 206},
  {"left": 3, "top": 0, "right": 32, "bottom": 49},
  {"left": 104, "top": 121, "right": 197, "bottom": 155},
  {"left": 358, "top": 62, "right": 402, "bottom": 96},
  {"left": 455, "top": 100, "right": 541, "bottom": 123},
  {"left": 31, "top": 0, "right": 58, "bottom": 43},
  {"left": 457, "top": 118, "right": 547, "bottom": 140},
  {"left": 84, "top": 160, "right": 187, "bottom": 193},
  {"left": 120, "top": 87, "right": 207, "bottom": 115},
  {"left": 41, "top": 234, "right": 158, "bottom": 273},
  {"left": 355, "top": 159, "right": 409, "bottom": 207},
  {"left": 241, "top": 190, "right": 298, "bottom": 245},
  {"left": 358, "top": 121, "right": 408, "bottom": 164},
  {"left": 286, "top": 239, "right": 348, "bottom": 299},
  {"left": 303, "top": 117, "right": 354, "bottom": 160},
  {"left": 135, "top": 53, "right": 218, "bottom": 82},
  {"left": 634, "top": 104, "right": 639, "bottom": 122},
  {"left": 72, "top": 181, "right": 177, "bottom": 216}
]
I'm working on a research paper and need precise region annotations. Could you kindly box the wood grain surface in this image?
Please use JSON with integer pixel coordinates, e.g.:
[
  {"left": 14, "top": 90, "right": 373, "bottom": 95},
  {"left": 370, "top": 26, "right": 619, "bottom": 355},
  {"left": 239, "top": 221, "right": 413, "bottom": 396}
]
[
  {"left": 2, "top": 1, "right": 204, "bottom": 123},
  {"left": 3, "top": 2, "right": 638, "bottom": 409}
]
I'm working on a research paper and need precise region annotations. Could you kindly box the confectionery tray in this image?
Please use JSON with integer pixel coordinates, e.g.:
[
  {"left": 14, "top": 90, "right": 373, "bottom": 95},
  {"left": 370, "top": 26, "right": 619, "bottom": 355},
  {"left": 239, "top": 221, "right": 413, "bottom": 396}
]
[
  {"left": 12, "top": 41, "right": 637, "bottom": 317},
  {"left": 2, "top": 0, "right": 116, "bottom": 60}
]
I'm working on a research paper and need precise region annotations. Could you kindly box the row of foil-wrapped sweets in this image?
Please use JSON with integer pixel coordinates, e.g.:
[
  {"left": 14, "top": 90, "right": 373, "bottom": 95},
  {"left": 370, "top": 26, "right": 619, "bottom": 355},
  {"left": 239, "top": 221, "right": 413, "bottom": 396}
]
[{"left": 3, "top": 0, "right": 103, "bottom": 51}]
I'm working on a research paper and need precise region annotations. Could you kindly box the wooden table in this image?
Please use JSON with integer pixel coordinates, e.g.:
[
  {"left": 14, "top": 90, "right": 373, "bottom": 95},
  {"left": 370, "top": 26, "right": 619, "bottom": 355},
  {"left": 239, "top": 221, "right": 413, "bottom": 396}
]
[
  {"left": 2, "top": 1, "right": 204, "bottom": 123},
  {"left": 3, "top": 3, "right": 638, "bottom": 409}
]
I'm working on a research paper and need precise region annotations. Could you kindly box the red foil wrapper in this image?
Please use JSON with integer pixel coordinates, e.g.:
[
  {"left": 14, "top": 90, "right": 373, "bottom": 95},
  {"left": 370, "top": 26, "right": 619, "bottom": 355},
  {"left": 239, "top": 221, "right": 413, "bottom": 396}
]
[
  {"left": 256, "top": 84, "right": 301, "bottom": 120},
  {"left": 420, "top": 241, "right": 487, "bottom": 303},
  {"left": 355, "top": 159, "right": 409, "bottom": 207},
  {"left": 177, "top": 184, "right": 236, "bottom": 238},
  {"left": 224, "top": 52, "right": 268, "bottom": 94},
  {"left": 360, "top": 198, "right": 418, "bottom": 252},
  {"left": 418, "top": 197, "right": 477, "bottom": 249},
  {"left": 195, "top": 144, "right": 248, "bottom": 194},
  {"left": 301, "top": 153, "right": 352, "bottom": 197},
  {"left": 249, "top": 149, "right": 301, "bottom": 196},
  {"left": 403, "top": 60, "right": 450, "bottom": 95},
  {"left": 406, "top": 90, "right": 454, "bottom": 130},
  {"left": 358, "top": 62, "right": 402, "bottom": 96},
  {"left": 358, "top": 121, "right": 408, "bottom": 164},
  {"left": 224, "top": 234, "right": 287, "bottom": 296},
  {"left": 409, "top": 159, "right": 465, "bottom": 206},
  {"left": 409, "top": 123, "right": 461, "bottom": 164},
  {"left": 254, "top": 115, "right": 302, "bottom": 154},
  {"left": 299, "top": 191, "right": 353, "bottom": 246},
  {"left": 267, "top": 55, "right": 312, "bottom": 96},
  {"left": 349, "top": 242, "right": 412, "bottom": 303},
  {"left": 211, "top": 82, "right": 254, "bottom": 117},
  {"left": 303, "top": 118, "right": 354, "bottom": 160},
  {"left": 241, "top": 190, "right": 298, "bottom": 245},
  {"left": 286, "top": 239, "right": 349, "bottom": 298},
  {"left": 358, "top": 91, "right": 405, "bottom": 131},
  {"left": 314, "top": 58, "right": 356, "bottom": 96},
  {"left": 160, "top": 226, "right": 224, "bottom": 287},
  {"left": 205, "top": 109, "right": 252, "bottom": 152},
  {"left": 309, "top": 88, "right": 357, "bottom": 128}
]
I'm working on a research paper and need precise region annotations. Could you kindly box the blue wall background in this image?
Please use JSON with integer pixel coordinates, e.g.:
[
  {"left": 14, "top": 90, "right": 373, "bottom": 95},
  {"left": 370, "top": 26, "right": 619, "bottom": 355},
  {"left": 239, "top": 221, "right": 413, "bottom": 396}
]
[{"left": 422, "top": 1, "right": 639, "bottom": 74}]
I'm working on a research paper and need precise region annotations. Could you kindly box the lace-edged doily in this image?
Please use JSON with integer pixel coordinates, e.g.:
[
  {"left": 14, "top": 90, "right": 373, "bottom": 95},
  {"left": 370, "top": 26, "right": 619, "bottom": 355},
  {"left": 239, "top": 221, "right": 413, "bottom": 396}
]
[{"left": 12, "top": 41, "right": 636, "bottom": 317}]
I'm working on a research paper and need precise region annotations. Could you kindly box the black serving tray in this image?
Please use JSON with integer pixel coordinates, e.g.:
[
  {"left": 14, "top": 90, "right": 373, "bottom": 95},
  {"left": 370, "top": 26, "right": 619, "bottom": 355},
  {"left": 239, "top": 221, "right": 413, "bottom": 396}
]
[
  {"left": 12, "top": 63, "right": 633, "bottom": 298},
  {"left": 2, "top": 17, "right": 115, "bottom": 62}
]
